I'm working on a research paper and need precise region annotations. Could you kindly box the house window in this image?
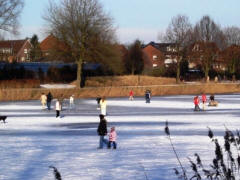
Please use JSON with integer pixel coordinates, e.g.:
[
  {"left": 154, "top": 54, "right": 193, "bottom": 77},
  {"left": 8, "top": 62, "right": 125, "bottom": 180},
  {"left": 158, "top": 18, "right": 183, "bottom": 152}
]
[
  {"left": 153, "top": 55, "right": 158, "bottom": 60},
  {"left": 153, "top": 64, "right": 158, "bottom": 67},
  {"left": 24, "top": 49, "right": 27, "bottom": 54},
  {"left": 21, "top": 57, "right": 25, "bottom": 61}
]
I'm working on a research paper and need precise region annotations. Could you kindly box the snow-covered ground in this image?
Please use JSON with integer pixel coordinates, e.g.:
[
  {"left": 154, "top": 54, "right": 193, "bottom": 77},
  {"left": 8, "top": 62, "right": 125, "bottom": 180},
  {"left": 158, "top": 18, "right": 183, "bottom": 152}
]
[
  {"left": 40, "top": 84, "right": 75, "bottom": 89},
  {"left": 1, "top": 94, "right": 240, "bottom": 180}
]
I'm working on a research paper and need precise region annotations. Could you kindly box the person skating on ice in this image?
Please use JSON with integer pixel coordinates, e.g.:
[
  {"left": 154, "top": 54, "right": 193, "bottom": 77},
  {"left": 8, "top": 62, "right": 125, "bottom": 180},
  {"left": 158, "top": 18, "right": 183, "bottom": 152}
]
[
  {"left": 96, "top": 97, "right": 101, "bottom": 110},
  {"left": 55, "top": 99, "right": 62, "bottom": 118},
  {"left": 40, "top": 93, "right": 47, "bottom": 109},
  {"left": 201, "top": 93, "right": 207, "bottom": 110},
  {"left": 47, "top": 92, "right": 53, "bottom": 110},
  {"left": 145, "top": 90, "right": 151, "bottom": 103},
  {"left": 97, "top": 114, "right": 108, "bottom": 149},
  {"left": 108, "top": 126, "right": 117, "bottom": 149},
  {"left": 100, "top": 97, "right": 107, "bottom": 116},
  {"left": 129, "top": 90, "right": 134, "bottom": 101},
  {"left": 194, "top": 95, "right": 200, "bottom": 111},
  {"left": 69, "top": 95, "right": 74, "bottom": 109}
]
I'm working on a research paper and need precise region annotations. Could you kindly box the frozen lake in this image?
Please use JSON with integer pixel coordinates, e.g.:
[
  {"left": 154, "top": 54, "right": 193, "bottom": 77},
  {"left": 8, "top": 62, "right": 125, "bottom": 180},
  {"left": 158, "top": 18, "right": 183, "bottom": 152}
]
[{"left": 1, "top": 94, "right": 240, "bottom": 180}]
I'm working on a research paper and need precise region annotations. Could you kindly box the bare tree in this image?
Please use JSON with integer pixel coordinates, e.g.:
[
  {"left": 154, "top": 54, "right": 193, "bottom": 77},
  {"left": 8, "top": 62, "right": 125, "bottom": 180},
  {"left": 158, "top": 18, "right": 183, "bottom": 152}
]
[
  {"left": 0, "top": 0, "right": 24, "bottom": 35},
  {"left": 223, "top": 26, "right": 240, "bottom": 47},
  {"left": 162, "top": 14, "right": 192, "bottom": 83},
  {"left": 43, "top": 0, "right": 118, "bottom": 88},
  {"left": 192, "top": 15, "right": 225, "bottom": 80},
  {"left": 194, "top": 15, "right": 225, "bottom": 49},
  {"left": 222, "top": 45, "right": 240, "bottom": 76}
]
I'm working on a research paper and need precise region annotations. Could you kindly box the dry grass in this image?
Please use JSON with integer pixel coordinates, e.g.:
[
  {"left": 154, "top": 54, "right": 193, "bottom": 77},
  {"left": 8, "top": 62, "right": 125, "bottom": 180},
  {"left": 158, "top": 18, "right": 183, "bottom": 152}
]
[
  {"left": 0, "top": 79, "right": 40, "bottom": 89},
  {"left": 85, "top": 75, "right": 176, "bottom": 87},
  {"left": 1, "top": 75, "right": 240, "bottom": 101},
  {"left": 1, "top": 82, "right": 240, "bottom": 101}
]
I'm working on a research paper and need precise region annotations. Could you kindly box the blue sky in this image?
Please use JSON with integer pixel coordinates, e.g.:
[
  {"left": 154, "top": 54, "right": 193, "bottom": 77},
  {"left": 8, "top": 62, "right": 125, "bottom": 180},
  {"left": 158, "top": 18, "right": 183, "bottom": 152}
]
[{"left": 16, "top": 0, "right": 240, "bottom": 44}]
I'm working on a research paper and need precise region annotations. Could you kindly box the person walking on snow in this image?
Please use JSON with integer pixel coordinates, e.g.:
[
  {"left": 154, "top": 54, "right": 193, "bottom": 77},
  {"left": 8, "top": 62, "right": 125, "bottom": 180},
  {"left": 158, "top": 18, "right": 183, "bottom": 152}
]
[
  {"left": 47, "top": 92, "right": 53, "bottom": 110},
  {"left": 55, "top": 99, "right": 62, "bottom": 118},
  {"left": 194, "top": 95, "right": 200, "bottom": 111},
  {"left": 40, "top": 93, "right": 47, "bottom": 109},
  {"left": 100, "top": 97, "right": 107, "bottom": 116},
  {"left": 97, "top": 114, "right": 108, "bottom": 149},
  {"left": 201, "top": 94, "right": 207, "bottom": 110},
  {"left": 129, "top": 90, "right": 134, "bottom": 101},
  {"left": 108, "top": 127, "right": 117, "bottom": 149}
]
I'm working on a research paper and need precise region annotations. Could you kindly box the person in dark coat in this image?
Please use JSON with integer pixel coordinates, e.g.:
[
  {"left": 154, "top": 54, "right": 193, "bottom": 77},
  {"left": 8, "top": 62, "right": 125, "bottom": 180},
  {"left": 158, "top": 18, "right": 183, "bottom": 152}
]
[
  {"left": 47, "top": 92, "right": 53, "bottom": 110},
  {"left": 145, "top": 90, "right": 151, "bottom": 103},
  {"left": 96, "top": 97, "right": 101, "bottom": 110},
  {"left": 97, "top": 114, "right": 108, "bottom": 149}
]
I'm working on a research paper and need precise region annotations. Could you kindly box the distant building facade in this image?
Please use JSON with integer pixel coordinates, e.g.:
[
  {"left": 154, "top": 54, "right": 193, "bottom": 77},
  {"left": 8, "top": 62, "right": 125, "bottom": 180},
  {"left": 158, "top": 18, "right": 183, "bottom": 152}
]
[
  {"left": 188, "top": 41, "right": 226, "bottom": 71},
  {"left": 0, "top": 39, "right": 32, "bottom": 63},
  {"left": 142, "top": 42, "right": 178, "bottom": 69}
]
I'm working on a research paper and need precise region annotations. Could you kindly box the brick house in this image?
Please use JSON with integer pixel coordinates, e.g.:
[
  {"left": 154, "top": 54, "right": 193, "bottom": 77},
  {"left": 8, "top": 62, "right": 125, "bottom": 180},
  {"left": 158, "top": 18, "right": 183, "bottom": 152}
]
[
  {"left": 0, "top": 39, "right": 32, "bottom": 63},
  {"left": 142, "top": 42, "right": 177, "bottom": 69},
  {"left": 188, "top": 42, "right": 226, "bottom": 71},
  {"left": 40, "top": 34, "right": 71, "bottom": 62}
]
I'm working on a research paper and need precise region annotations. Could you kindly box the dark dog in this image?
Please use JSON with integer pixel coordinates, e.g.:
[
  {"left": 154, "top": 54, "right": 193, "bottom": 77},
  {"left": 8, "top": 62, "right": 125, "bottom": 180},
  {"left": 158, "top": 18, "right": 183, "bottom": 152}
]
[{"left": 0, "top": 116, "right": 7, "bottom": 123}]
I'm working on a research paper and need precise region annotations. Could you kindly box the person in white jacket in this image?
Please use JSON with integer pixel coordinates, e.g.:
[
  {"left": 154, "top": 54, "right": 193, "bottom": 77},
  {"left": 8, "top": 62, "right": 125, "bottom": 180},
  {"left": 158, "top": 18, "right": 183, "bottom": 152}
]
[
  {"left": 55, "top": 99, "right": 61, "bottom": 118},
  {"left": 100, "top": 97, "right": 107, "bottom": 116},
  {"left": 40, "top": 93, "right": 47, "bottom": 109},
  {"left": 69, "top": 95, "right": 74, "bottom": 109}
]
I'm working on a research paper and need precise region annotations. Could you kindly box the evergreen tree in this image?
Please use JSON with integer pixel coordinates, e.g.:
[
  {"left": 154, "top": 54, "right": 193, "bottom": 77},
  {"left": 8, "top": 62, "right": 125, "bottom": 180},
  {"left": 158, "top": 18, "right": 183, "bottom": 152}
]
[
  {"left": 30, "top": 34, "right": 42, "bottom": 61},
  {"left": 124, "top": 40, "right": 144, "bottom": 75}
]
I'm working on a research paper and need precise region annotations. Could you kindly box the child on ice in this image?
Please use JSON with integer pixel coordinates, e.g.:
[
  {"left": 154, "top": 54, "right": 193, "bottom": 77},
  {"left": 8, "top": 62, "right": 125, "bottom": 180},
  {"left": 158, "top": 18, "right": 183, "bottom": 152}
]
[{"left": 108, "top": 127, "right": 117, "bottom": 149}]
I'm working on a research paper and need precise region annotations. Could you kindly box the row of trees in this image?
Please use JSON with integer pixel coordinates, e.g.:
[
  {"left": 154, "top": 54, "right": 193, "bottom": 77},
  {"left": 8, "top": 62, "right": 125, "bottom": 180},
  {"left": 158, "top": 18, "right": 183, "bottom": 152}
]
[
  {"left": 1, "top": 0, "right": 240, "bottom": 87},
  {"left": 160, "top": 14, "right": 240, "bottom": 83}
]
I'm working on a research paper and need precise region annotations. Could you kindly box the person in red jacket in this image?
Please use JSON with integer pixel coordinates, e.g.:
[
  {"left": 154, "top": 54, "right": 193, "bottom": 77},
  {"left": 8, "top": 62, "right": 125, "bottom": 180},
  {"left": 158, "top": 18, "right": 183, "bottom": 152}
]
[
  {"left": 129, "top": 90, "right": 134, "bottom": 101},
  {"left": 201, "top": 94, "right": 207, "bottom": 110},
  {"left": 194, "top": 96, "right": 200, "bottom": 111}
]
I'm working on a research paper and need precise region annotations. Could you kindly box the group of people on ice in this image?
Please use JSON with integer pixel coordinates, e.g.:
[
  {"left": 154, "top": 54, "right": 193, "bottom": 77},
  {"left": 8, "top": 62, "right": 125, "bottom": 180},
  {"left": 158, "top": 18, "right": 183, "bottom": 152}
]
[
  {"left": 97, "top": 114, "right": 117, "bottom": 149},
  {"left": 96, "top": 97, "right": 118, "bottom": 149},
  {"left": 193, "top": 93, "right": 218, "bottom": 111},
  {"left": 40, "top": 92, "right": 75, "bottom": 118}
]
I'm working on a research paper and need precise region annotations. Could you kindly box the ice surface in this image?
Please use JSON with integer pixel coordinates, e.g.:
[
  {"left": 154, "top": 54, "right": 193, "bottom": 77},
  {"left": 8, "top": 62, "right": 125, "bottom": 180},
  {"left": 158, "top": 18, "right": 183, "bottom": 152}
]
[{"left": 0, "top": 94, "right": 240, "bottom": 180}]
